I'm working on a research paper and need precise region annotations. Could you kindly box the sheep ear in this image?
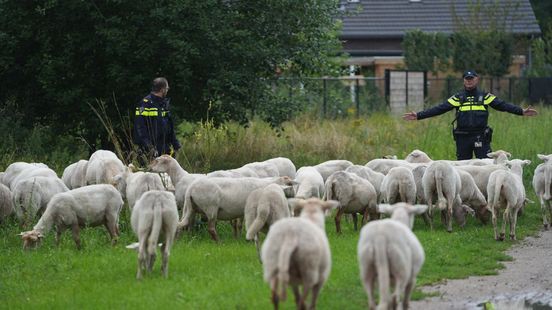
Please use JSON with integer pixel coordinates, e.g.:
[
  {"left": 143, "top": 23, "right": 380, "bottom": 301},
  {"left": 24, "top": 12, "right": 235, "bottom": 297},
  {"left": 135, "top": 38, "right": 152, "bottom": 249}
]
[
  {"left": 462, "top": 205, "right": 475, "bottom": 217},
  {"left": 322, "top": 200, "right": 339, "bottom": 212},
  {"left": 410, "top": 204, "right": 429, "bottom": 215},
  {"left": 537, "top": 154, "right": 548, "bottom": 162},
  {"left": 523, "top": 160, "right": 531, "bottom": 166},
  {"left": 377, "top": 204, "right": 394, "bottom": 215}
]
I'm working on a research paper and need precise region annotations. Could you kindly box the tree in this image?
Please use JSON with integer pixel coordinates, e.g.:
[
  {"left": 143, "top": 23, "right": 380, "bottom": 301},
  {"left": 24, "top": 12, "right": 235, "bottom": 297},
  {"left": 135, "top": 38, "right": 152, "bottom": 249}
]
[
  {"left": 402, "top": 30, "right": 450, "bottom": 74},
  {"left": 0, "top": 0, "right": 343, "bottom": 149}
]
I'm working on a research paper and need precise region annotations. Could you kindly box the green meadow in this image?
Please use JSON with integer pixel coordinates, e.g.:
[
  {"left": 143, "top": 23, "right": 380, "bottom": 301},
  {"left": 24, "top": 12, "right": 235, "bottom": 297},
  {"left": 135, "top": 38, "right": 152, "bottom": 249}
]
[{"left": 1, "top": 106, "right": 550, "bottom": 309}]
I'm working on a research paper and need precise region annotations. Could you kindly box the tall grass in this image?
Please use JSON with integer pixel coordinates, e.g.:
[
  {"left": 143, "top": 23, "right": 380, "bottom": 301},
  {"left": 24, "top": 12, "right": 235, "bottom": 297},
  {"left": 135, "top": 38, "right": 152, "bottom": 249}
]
[{"left": 0, "top": 105, "right": 551, "bottom": 309}]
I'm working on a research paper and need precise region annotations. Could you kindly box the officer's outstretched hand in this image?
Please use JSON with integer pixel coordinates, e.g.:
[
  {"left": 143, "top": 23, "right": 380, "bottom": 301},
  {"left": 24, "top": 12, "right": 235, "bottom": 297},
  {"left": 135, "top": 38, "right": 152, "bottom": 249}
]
[
  {"left": 522, "top": 106, "right": 538, "bottom": 116},
  {"left": 402, "top": 111, "right": 418, "bottom": 121}
]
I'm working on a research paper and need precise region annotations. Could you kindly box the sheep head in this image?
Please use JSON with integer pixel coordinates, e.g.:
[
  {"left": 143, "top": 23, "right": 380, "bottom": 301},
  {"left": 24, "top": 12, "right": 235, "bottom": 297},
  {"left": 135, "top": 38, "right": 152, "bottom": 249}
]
[{"left": 19, "top": 230, "right": 44, "bottom": 250}]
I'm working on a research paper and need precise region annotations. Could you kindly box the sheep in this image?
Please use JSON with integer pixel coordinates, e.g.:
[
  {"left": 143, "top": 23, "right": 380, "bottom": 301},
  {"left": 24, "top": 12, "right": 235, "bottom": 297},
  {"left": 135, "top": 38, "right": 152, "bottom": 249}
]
[
  {"left": 61, "top": 160, "right": 89, "bottom": 189},
  {"left": 148, "top": 154, "right": 204, "bottom": 186},
  {"left": 293, "top": 166, "right": 325, "bottom": 200},
  {"left": 19, "top": 184, "right": 124, "bottom": 250},
  {"left": 447, "top": 150, "right": 511, "bottom": 167},
  {"left": 456, "top": 169, "right": 488, "bottom": 225},
  {"left": 404, "top": 149, "right": 432, "bottom": 163},
  {"left": 0, "top": 183, "right": 14, "bottom": 224},
  {"left": 357, "top": 202, "right": 427, "bottom": 310},
  {"left": 242, "top": 161, "right": 280, "bottom": 178},
  {"left": 533, "top": 154, "right": 552, "bottom": 230},
  {"left": 422, "top": 161, "right": 461, "bottom": 232},
  {"left": 85, "top": 154, "right": 125, "bottom": 186},
  {"left": 12, "top": 176, "right": 69, "bottom": 227},
  {"left": 261, "top": 198, "right": 339, "bottom": 310},
  {"left": 244, "top": 183, "right": 292, "bottom": 260},
  {"left": 2, "top": 162, "right": 49, "bottom": 188},
  {"left": 380, "top": 166, "right": 416, "bottom": 205},
  {"left": 324, "top": 171, "right": 378, "bottom": 233},
  {"left": 112, "top": 165, "right": 165, "bottom": 209},
  {"left": 313, "top": 159, "right": 354, "bottom": 182},
  {"left": 179, "top": 176, "right": 295, "bottom": 242},
  {"left": 126, "top": 190, "right": 178, "bottom": 279},
  {"left": 487, "top": 159, "right": 531, "bottom": 241},
  {"left": 455, "top": 164, "right": 508, "bottom": 198},
  {"left": 264, "top": 157, "right": 297, "bottom": 178},
  {"left": 207, "top": 168, "right": 258, "bottom": 178},
  {"left": 346, "top": 165, "right": 385, "bottom": 203},
  {"left": 365, "top": 158, "right": 422, "bottom": 175},
  {"left": 9, "top": 166, "right": 58, "bottom": 191}
]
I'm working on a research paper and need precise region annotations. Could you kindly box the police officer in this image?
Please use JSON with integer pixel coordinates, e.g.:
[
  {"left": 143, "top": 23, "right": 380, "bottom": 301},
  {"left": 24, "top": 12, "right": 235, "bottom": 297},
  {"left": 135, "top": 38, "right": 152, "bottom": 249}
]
[
  {"left": 133, "top": 77, "right": 181, "bottom": 163},
  {"left": 403, "top": 70, "right": 537, "bottom": 160}
]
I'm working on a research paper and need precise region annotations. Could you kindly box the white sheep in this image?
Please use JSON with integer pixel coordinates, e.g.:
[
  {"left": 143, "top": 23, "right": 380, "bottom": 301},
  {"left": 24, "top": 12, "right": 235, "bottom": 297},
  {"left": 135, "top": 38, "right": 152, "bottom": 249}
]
[
  {"left": 380, "top": 166, "right": 416, "bottom": 205},
  {"left": 244, "top": 183, "right": 291, "bottom": 260},
  {"left": 365, "top": 158, "right": 421, "bottom": 175},
  {"left": 455, "top": 164, "right": 508, "bottom": 198},
  {"left": 345, "top": 165, "right": 385, "bottom": 203},
  {"left": 242, "top": 161, "right": 280, "bottom": 178},
  {"left": 324, "top": 171, "right": 378, "bottom": 233},
  {"left": 112, "top": 165, "right": 165, "bottom": 209},
  {"left": 404, "top": 149, "right": 433, "bottom": 163},
  {"left": 261, "top": 198, "right": 339, "bottom": 310},
  {"left": 2, "top": 162, "right": 49, "bottom": 188},
  {"left": 456, "top": 169, "right": 488, "bottom": 225},
  {"left": 61, "top": 160, "right": 89, "bottom": 189},
  {"left": 85, "top": 156, "right": 125, "bottom": 186},
  {"left": 179, "top": 176, "right": 295, "bottom": 241},
  {"left": 264, "top": 157, "right": 297, "bottom": 178},
  {"left": 12, "top": 176, "right": 69, "bottom": 227},
  {"left": 0, "top": 183, "right": 14, "bottom": 224},
  {"left": 19, "top": 184, "right": 124, "bottom": 250},
  {"left": 126, "top": 190, "right": 178, "bottom": 279},
  {"left": 9, "top": 166, "right": 58, "bottom": 191},
  {"left": 357, "top": 202, "right": 427, "bottom": 310},
  {"left": 148, "top": 154, "right": 204, "bottom": 186},
  {"left": 422, "top": 161, "right": 461, "bottom": 232},
  {"left": 533, "top": 154, "right": 552, "bottom": 230},
  {"left": 293, "top": 166, "right": 325, "bottom": 200},
  {"left": 487, "top": 159, "right": 531, "bottom": 241},
  {"left": 313, "top": 159, "right": 354, "bottom": 182}
]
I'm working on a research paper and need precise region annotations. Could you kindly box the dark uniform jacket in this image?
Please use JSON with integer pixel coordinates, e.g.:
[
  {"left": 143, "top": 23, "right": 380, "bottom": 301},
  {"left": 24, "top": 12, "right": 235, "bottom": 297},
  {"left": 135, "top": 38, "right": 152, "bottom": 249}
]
[
  {"left": 416, "top": 88, "right": 523, "bottom": 133},
  {"left": 133, "top": 93, "right": 181, "bottom": 155}
]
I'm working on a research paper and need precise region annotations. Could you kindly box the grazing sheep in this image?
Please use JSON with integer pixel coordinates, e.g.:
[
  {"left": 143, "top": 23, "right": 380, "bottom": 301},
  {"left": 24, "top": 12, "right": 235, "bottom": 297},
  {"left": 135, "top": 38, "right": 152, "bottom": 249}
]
[
  {"left": 261, "top": 198, "right": 339, "bottom": 310},
  {"left": 19, "top": 184, "right": 124, "bottom": 250},
  {"left": 10, "top": 167, "right": 58, "bottom": 191},
  {"left": 148, "top": 154, "right": 204, "bottom": 186},
  {"left": 313, "top": 159, "right": 354, "bottom": 182},
  {"left": 179, "top": 176, "right": 295, "bottom": 241},
  {"left": 487, "top": 159, "right": 531, "bottom": 241},
  {"left": 112, "top": 165, "right": 165, "bottom": 209},
  {"left": 533, "top": 154, "right": 552, "bottom": 230},
  {"left": 126, "top": 190, "right": 178, "bottom": 279},
  {"left": 2, "top": 162, "right": 49, "bottom": 188},
  {"left": 207, "top": 167, "right": 258, "bottom": 178},
  {"left": 422, "top": 161, "right": 461, "bottom": 232},
  {"left": 0, "top": 183, "right": 14, "bottom": 223},
  {"left": 244, "top": 184, "right": 291, "bottom": 260},
  {"left": 85, "top": 156, "right": 125, "bottom": 186},
  {"left": 345, "top": 165, "right": 385, "bottom": 203},
  {"left": 365, "top": 158, "right": 421, "bottom": 175},
  {"left": 380, "top": 166, "right": 416, "bottom": 205},
  {"left": 61, "top": 160, "right": 89, "bottom": 189},
  {"left": 13, "top": 176, "right": 69, "bottom": 227},
  {"left": 457, "top": 169, "right": 488, "bottom": 224},
  {"left": 404, "top": 149, "right": 432, "bottom": 163},
  {"left": 294, "top": 166, "right": 325, "bottom": 200},
  {"left": 324, "top": 171, "right": 378, "bottom": 233},
  {"left": 455, "top": 164, "right": 508, "bottom": 198},
  {"left": 264, "top": 157, "right": 297, "bottom": 178},
  {"left": 242, "top": 161, "right": 280, "bottom": 178},
  {"left": 357, "top": 203, "right": 427, "bottom": 310}
]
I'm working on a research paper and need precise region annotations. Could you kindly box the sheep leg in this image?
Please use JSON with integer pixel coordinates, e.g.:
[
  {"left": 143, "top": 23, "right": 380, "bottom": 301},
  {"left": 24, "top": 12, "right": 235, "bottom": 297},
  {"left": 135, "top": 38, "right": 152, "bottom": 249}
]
[
  {"left": 540, "top": 197, "right": 550, "bottom": 230},
  {"left": 207, "top": 218, "right": 220, "bottom": 242},
  {"left": 352, "top": 213, "right": 359, "bottom": 230},
  {"left": 509, "top": 208, "right": 518, "bottom": 240},
  {"left": 104, "top": 215, "right": 119, "bottom": 246},
  {"left": 255, "top": 234, "right": 262, "bottom": 263},
  {"left": 147, "top": 239, "right": 157, "bottom": 273},
  {"left": 71, "top": 224, "right": 82, "bottom": 250},
  {"left": 491, "top": 206, "right": 499, "bottom": 241},
  {"left": 500, "top": 208, "right": 509, "bottom": 241},
  {"left": 55, "top": 225, "right": 64, "bottom": 246},
  {"left": 334, "top": 208, "right": 345, "bottom": 234},
  {"left": 137, "top": 239, "right": 147, "bottom": 280},
  {"left": 403, "top": 277, "right": 415, "bottom": 310},
  {"left": 422, "top": 212, "right": 433, "bottom": 230},
  {"left": 546, "top": 200, "right": 552, "bottom": 230},
  {"left": 292, "top": 285, "right": 301, "bottom": 307},
  {"left": 270, "top": 278, "right": 279, "bottom": 310},
  {"left": 362, "top": 268, "right": 377, "bottom": 310},
  {"left": 161, "top": 242, "right": 170, "bottom": 278},
  {"left": 309, "top": 283, "right": 322, "bottom": 310},
  {"left": 298, "top": 285, "right": 310, "bottom": 310}
]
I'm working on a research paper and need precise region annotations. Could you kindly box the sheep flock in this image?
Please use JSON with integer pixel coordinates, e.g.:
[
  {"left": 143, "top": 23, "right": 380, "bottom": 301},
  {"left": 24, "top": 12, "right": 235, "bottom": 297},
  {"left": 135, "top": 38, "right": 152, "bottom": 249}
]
[{"left": 2, "top": 148, "right": 550, "bottom": 309}]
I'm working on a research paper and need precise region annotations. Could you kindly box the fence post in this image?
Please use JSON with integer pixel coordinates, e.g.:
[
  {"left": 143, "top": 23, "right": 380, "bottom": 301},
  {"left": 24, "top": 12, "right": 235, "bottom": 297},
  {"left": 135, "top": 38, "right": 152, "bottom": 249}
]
[
  {"left": 405, "top": 71, "right": 409, "bottom": 107},
  {"left": 323, "top": 78, "right": 327, "bottom": 118},
  {"left": 446, "top": 77, "right": 451, "bottom": 96},
  {"left": 355, "top": 78, "right": 360, "bottom": 117}
]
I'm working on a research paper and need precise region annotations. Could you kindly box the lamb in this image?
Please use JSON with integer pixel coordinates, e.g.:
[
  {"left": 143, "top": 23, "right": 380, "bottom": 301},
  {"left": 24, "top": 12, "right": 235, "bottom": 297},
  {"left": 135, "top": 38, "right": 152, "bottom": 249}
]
[
  {"left": 422, "top": 161, "right": 461, "bottom": 232},
  {"left": 487, "top": 159, "right": 531, "bottom": 241},
  {"left": 61, "top": 160, "right": 89, "bottom": 189},
  {"left": 324, "top": 171, "right": 378, "bottom": 233},
  {"left": 264, "top": 157, "right": 297, "bottom": 178},
  {"left": 13, "top": 176, "right": 69, "bottom": 227},
  {"left": 313, "top": 159, "right": 354, "bottom": 182},
  {"left": 85, "top": 150, "right": 125, "bottom": 185},
  {"left": 0, "top": 183, "right": 14, "bottom": 224},
  {"left": 179, "top": 176, "right": 295, "bottom": 241},
  {"left": 19, "top": 184, "right": 124, "bottom": 250},
  {"left": 345, "top": 165, "right": 385, "bottom": 203},
  {"left": 244, "top": 183, "right": 292, "bottom": 260},
  {"left": 293, "top": 166, "right": 325, "bottom": 200},
  {"left": 112, "top": 165, "right": 165, "bottom": 209},
  {"left": 242, "top": 161, "right": 280, "bottom": 178},
  {"left": 357, "top": 202, "right": 427, "bottom": 310},
  {"left": 380, "top": 166, "right": 416, "bottom": 205},
  {"left": 261, "top": 198, "right": 339, "bottom": 310},
  {"left": 126, "top": 190, "right": 178, "bottom": 279},
  {"left": 533, "top": 154, "right": 552, "bottom": 230}
]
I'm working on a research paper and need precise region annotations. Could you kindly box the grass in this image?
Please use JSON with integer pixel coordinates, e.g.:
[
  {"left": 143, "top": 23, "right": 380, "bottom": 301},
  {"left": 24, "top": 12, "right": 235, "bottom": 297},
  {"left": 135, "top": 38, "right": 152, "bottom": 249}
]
[{"left": 1, "top": 105, "right": 551, "bottom": 309}]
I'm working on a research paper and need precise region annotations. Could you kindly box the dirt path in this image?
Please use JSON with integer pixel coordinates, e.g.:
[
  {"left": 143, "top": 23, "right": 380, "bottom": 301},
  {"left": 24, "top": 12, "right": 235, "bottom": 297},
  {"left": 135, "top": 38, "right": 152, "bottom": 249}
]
[{"left": 410, "top": 230, "right": 552, "bottom": 310}]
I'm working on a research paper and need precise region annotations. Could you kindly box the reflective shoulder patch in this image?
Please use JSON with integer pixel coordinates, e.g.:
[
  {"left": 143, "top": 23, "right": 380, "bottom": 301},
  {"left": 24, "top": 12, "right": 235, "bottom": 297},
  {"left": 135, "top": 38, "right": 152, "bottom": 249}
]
[
  {"left": 448, "top": 95, "right": 461, "bottom": 106},
  {"left": 484, "top": 93, "right": 496, "bottom": 105}
]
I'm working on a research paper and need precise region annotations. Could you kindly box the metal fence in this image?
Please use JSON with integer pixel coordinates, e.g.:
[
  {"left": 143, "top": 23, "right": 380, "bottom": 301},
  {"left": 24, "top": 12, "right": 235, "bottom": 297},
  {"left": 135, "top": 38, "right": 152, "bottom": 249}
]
[{"left": 273, "top": 76, "right": 552, "bottom": 118}]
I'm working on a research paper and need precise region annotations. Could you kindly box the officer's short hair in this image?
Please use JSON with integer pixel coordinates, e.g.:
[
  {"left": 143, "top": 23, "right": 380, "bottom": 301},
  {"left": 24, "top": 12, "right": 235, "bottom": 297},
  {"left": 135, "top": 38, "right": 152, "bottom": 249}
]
[{"left": 152, "top": 77, "right": 168, "bottom": 92}]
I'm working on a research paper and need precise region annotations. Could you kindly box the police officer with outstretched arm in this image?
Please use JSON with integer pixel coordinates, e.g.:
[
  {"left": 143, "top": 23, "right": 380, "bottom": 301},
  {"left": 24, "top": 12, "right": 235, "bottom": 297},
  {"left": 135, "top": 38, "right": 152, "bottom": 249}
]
[
  {"left": 133, "top": 77, "right": 181, "bottom": 164},
  {"left": 403, "top": 70, "right": 537, "bottom": 160}
]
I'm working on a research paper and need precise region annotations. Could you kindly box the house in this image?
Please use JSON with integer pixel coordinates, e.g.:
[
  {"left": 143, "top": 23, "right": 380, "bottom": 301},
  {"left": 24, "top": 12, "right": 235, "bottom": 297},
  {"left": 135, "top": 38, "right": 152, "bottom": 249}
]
[{"left": 338, "top": 0, "right": 542, "bottom": 78}]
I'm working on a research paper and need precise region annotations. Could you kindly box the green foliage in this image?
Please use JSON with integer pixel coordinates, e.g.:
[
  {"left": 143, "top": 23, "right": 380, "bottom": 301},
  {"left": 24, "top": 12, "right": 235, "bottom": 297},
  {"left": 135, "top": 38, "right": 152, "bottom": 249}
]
[
  {"left": 0, "top": 0, "right": 343, "bottom": 146},
  {"left": 526, "top": 25, "right": 552, "bottom": 77},
  {"left": 402, "top": 30, "right": 451, "bottom": 73}
]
